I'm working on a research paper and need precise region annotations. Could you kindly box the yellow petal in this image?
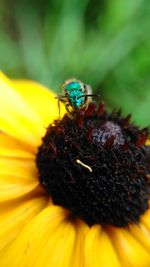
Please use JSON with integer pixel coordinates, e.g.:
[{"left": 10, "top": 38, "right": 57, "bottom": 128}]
[
  {"left": 13, "top": 80, "right": 66, "bottom": 128},
  {"left": 0, "top": 72, "right": 44, "bottom": 147},
  {"left": 0, "top": 191, "right": 48, "bottom": 253},
  {"left": 141, "top": 209, "right": 150, "bottom": 229},
  {"left": 0, "top": 205, "right": 78, "bottom": 267},
  {"left": 0, "top": 157, "right": 39, "bottom": 201},
  {"left": 109, "top": 226, "right": 150, "bottom": 267},
  {"left": 71, "top": 219, "right": 89, "bottom": 267},
  {"left": 146, "top": 139, "right": 150, "bottom": 146},
  {"left": 84, "top": 225, "right": 121, "bottom": 267},
  {"left": 35, "top": 218, "right": 75, "bottom": 267},
  {"left": 0, "top": 133, "right": 34, "bottom": 159},
  {"left": 129, "top": 223, "right": 150, "bottom": 252}
]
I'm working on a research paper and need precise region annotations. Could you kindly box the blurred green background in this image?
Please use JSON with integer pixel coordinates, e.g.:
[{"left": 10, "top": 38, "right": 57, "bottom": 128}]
[{"left": 0, "top": 0, "right": 150, "bottom": 126}]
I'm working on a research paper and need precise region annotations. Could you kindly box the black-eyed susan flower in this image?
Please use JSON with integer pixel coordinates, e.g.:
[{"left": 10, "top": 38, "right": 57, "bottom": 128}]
[{"left": 0, "top": 71, "right": 150, "bottom": 267}]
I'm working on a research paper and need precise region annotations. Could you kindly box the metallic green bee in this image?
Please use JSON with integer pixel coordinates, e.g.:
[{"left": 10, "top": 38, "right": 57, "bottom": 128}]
[{"left": 56, "top": 78, "right": 97, "bottom": 118}]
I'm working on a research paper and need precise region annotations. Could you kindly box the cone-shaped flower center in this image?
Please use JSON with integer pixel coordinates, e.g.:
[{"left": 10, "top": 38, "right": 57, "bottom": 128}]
[{"left": 36, "top": 103, "right": 150, "bottom": 227}]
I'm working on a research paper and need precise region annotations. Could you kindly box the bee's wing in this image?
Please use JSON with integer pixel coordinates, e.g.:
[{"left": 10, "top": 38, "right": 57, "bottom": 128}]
[
  {"left": 86, "top": 84, "right": 93, "bottom": 94},
  {"left": 85, "top": 84, "right": 93, "bottom": 104}
]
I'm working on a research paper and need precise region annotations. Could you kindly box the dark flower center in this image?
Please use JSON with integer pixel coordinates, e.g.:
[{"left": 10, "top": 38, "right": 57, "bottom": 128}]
[{"left": 36, "top": 103, "right": 150, "bottom": 227}]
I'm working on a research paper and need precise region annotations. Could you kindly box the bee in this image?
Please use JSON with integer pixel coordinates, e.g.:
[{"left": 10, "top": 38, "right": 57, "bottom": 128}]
[{"left": 56, "top": 78, "right": 99, "bottom": 119}]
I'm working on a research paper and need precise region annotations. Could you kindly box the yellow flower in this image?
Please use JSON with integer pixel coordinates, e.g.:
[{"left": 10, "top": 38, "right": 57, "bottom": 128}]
[{"left": 0, "top": 71, "right": 150, "bottom": 267}]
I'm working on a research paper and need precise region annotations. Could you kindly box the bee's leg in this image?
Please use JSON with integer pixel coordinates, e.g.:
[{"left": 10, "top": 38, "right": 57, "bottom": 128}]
[
  {"left": 55, "top": 95, "right": 66, "bottom": 119},
  {"left": 65, "top": 103, "right": 74, "bottom": 119},
  {"left": 57, "top": 98, "right": 61, "bottom": 119}
]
